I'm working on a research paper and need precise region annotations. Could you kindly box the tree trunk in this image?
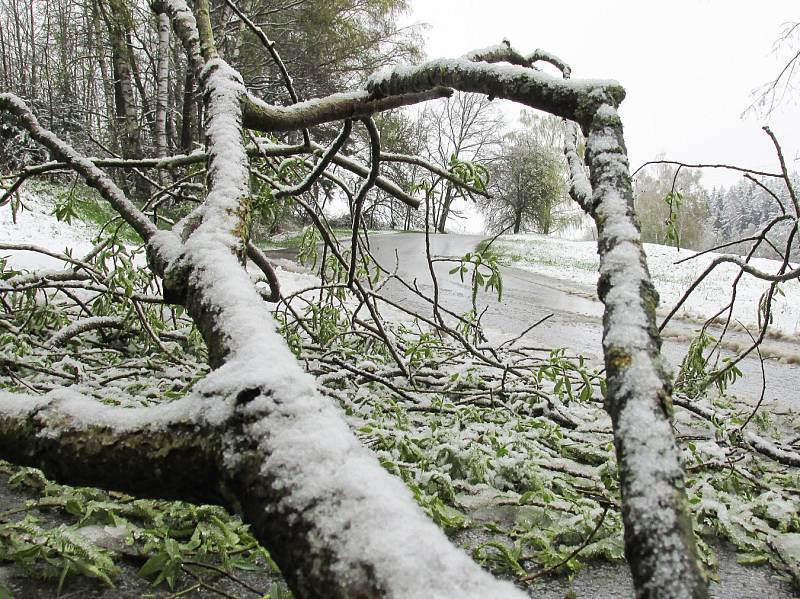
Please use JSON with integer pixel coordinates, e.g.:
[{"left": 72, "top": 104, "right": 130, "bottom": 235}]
[
  {"left": 127, "top": 29, "right": 156, "bottom": 143},
  {"left": 100, "top": 0, "right": 141, "bottom": 161},
  {"left": 0, "top": 23, "right": 9, "bottom": 89},
  {"left": 91, "top": 0, "right": 118, "bottom": 152},
  {"left": 155, "top": 10, "right": 170, "bottom": 159},
  {"left": 180, "top": 67, "right": 195, "bottom": 153},
  {"left": 436, "top": 183, "right": 453, "bottom": 233}
]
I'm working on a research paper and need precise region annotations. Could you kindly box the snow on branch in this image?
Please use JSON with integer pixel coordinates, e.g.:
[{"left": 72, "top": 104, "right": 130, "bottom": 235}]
[
  {"left": 275, "top": 120, "right": 353, "bottom": 198},
  {"left": 151, "top": 0, "right": 202, "bottom": 76},
  {"left": 528, "top": 48, "right": 573, "bottom": 78},
  {"left": 242, "top": 88, "right": 453, "bottom": 132},
  {"left": 311, "top": 142, "right": 421, "bottom": 208},
  {"left": 462, "top": 40, "right": 534, "bottom": 67},
  {"left": 585, "top": 103, "right": 707, "bottom": 597},
  {"left": 366, "top": 53, "right": 624, "bottom": 128},
  {"left": 462, "top": 40, "right": 573, "bottom": 78},
  {"left": 0, "top": 388, "right": 231, "bottom": 502},
  {"left": 49, "top": 316, "right": 126, "bottom": 346},
  {"left": 565, "top": 121, "right": 593, "bottom": 210}
]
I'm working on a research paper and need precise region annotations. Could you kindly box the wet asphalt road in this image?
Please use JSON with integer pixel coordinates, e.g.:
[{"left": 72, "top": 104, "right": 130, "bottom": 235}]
[{"left": 368, "top": 232, "right": 800, "bottom": 412}]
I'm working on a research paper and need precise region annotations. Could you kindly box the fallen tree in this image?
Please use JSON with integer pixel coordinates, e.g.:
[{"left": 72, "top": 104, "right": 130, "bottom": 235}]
[{"left": 0, "top": 2, "right": 716, "bottom": 597}]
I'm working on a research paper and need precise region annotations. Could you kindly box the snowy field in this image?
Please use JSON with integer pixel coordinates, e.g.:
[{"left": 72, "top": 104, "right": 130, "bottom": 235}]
[
  {"left": 0, "top": 189, "right": 96, "bottom": 270},
  {"left": 492, "top": 233, "right": 800, "bottom": 335},
  {"left": 0, "top": 188, "right": 331, "bottom": 297}
]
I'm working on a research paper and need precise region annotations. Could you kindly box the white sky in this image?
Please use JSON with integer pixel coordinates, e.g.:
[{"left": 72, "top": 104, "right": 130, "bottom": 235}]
[{"left": 405, "top": 0, "right": 800, "bottom": 190}]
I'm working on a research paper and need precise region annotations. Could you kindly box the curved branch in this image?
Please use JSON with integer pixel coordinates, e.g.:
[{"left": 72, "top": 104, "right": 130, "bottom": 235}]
[
  {"left": 221, "top": 0, "right": 310, "bottom": 145},
  {"left": 246, "top": 242, "right": 281, "bottom": 302},
  {"left": 366, "top": 55, "right": 624, "bottom": 128},
  {"left": 565, "top": 121, "right": 592, "bottom": 211},
  {"left": 632, "top": 159, "right": 782, "bottom": 179},
  {"left": 242, "top": 87, "right": 453, "bottom": 132},
  {"left": 310, "top": 142, "right": 420, "bottom": 208},
  {"left": 49, "top": 316, "right": 126, "bottom": 346},
  {"left": 275, "top": 119, "right": 352, "bottom": 198},
  {"left": 0, "top": 244, "right": 100, "bottom": 276},
  {"left": 529, "top": 48, "right": 573, "bottom": 78},
  {"left": 380, "top": 151, "right": 490, "bottom": 198},
  {"left": 462, "top": 40, "right": 534, "bottom": 67},
  {"left": 762, "top": 126, "right": 800, "bottom": 215}
]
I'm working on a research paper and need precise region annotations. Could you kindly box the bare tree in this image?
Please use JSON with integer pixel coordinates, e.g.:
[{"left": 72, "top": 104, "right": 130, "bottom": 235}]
[{"left": 422, "top": 91, "right": 502, "bottom": 232}]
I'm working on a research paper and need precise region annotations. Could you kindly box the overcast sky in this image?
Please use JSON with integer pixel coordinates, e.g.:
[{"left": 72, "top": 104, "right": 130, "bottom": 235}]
[{"left": 405, "top": 0, "right": 799, "bottom": 190}]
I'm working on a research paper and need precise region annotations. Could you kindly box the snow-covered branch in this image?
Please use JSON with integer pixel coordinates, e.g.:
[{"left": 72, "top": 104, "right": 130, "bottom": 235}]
[
  {"left": 243, "top": 88, "right": 454, "bottom": 132},
  {"left": 0, "top": 389, "right": 227, "bottom": 502},
  {"left": 49, "top": 316, "right": 126, "bottom": 346},
  {"left": 586, "top": 104, "right": 707, "bottom": 596},
  {"left": 366, "top": 53, "right": 624, "bottom": 128}
]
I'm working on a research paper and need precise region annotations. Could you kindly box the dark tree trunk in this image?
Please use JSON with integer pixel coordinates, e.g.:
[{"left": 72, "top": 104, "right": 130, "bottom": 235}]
[
  {"left": 437, "top": 183, "right": 454, "bottom": 233},
  {"left": 100, "top": 0, "right": 141, "bottom": 161},
  {"left": 180, "top": 67, "right": 195, "bottom": 153}
]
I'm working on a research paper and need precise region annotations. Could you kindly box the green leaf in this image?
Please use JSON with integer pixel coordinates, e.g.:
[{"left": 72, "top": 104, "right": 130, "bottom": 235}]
[{"left": 138, "top": 552, "right": 168, "bottom": 579}]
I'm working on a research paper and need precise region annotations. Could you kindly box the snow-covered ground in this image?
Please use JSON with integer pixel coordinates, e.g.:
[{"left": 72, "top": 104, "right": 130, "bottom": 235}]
[
  {"left": 0, "top": 187, "right": 329, "bottom": 300},
  {"left": 492, "top": 233, "right": 800, "bottom": 335},
  {"left": 0, "top": 189, "right": 96, "bottom": 270}
]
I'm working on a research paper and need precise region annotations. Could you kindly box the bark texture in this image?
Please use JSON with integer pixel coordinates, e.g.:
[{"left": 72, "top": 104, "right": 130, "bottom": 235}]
[
  {"left": 585, "top": 105, "right": 707, "bottom": 599},
  {"left": 155, "top": 10, "right": 171, "bottom": 158},
  {"left": 100, "top": 0, "right": 142, "bottom": 161}
]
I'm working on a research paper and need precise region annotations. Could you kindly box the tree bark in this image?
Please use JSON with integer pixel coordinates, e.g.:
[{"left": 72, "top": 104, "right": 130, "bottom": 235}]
[
  {"left": 155, "top": 10, "right": 171, "bottom": 159},
  {"left": 436, "top": 182, "right": 454, "bottom": 232},
  {"left": 585, "top": 105, "right": 707, "bottom": 599},
  {"left": 179, "top": 66, "right": 195, "bottom": 153},
  {"left": 99, "top": 0, "right": 141, "bottom": 161}
]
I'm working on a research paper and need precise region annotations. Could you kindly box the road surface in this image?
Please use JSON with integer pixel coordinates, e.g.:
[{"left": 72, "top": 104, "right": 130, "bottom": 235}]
[{"left": 368, "top": 232, "right": 800, "bottom": 412}]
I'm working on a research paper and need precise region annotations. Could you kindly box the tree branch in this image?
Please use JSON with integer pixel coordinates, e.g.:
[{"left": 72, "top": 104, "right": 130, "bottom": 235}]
[
  {"left": 242, "top": 87, "right": 453, "bottom": 132},
  {"left": 366, "top": 54, "right": 624, "bottom": 129}
]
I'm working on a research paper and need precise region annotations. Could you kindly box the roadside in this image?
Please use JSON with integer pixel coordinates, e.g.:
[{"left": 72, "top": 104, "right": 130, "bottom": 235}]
[
  {"left": 486, "top": 232, "right": 800, "bottom": 338},
  {"left": 481, "top": 233, "right": 800, "bottom": 412}
]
